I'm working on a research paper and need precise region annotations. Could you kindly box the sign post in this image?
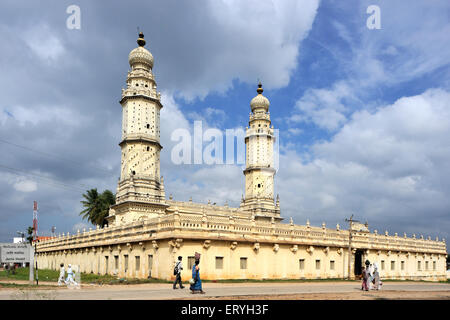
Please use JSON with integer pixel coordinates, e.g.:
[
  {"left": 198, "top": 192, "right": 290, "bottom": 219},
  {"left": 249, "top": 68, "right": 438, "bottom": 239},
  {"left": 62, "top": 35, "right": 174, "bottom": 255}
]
[{"left": 0, "top": 243, "right": 34, "bottom": 284}]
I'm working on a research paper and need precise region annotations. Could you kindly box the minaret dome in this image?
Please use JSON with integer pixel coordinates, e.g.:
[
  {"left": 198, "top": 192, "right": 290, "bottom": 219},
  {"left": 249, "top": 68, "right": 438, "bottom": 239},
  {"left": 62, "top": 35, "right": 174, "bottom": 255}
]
[
  {"left": 128, "top": 32, "right": 154, "bottom": 69},
  {"left": 250, "top": 82, "right": 270, "bottom": 112}
]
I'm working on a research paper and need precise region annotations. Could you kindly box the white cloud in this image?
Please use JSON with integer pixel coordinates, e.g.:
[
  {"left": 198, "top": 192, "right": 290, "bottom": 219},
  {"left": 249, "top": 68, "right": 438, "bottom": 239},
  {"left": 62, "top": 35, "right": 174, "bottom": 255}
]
[
  {"left": 288, "top": 1, "right": 450, "bottom": 134},
  {"left": 72, "top": 222, "right": 92, "bottom": 232},
  {"left": 287, "top": 128, "right": 303, "bottom": 136},
  {"left": 352, "top": 1, "right": 450, "bottom": 87},
  {"left": 153, "top": 0, "right": 320, "bottom": 100},
  {"left": 24, "top": 24, "right": 65, "bottom": 61},
  {"left": 159, "top": 92, "right": 244, "bottom": 205},
  {"left": 13, "top": 178, "right": 37, "bottom": 192},
  {"left": 292, "top": 81, "right": 357, "bottom": 131},
  {"left": 3, "top": 104, "right": 86, "bottom": 127},
  {"left": 276, "top": 88, "right": 450, "bottom": 237}
]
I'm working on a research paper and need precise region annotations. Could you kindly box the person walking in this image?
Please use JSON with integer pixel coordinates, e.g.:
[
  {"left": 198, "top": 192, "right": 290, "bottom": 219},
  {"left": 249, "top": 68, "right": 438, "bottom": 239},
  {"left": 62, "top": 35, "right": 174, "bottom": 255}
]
[
  {"left": 361, "top": 266, "right": 369, "bottom": 291},
  {"left": 58, "top": 263, "right": 66, "bottom": 286},
  {"left": 190, "top": 252, "right": 205, "bottom": 294},
  {"left": 368, "top": 263, "right": 374, "bottom": 290},
  {"left": 66, "top": 264, "right": 78, "bottom": 285},
  {"left": 373, "top": 263, "right": 382, "bottom": 290},
  {"left": 173, "top": 256, "right": 185, "bottom": 289}
]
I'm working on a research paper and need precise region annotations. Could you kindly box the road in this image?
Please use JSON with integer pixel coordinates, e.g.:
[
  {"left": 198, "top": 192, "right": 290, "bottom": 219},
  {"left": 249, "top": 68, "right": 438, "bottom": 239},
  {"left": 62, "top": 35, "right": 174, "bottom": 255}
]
[{"left": 1, "top": 281, "right": 449, "bottom": 300}]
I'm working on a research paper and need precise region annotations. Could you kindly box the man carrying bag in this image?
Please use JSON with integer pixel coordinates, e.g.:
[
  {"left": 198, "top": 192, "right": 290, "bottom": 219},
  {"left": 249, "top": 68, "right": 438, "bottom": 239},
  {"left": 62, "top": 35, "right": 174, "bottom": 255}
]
[{"left": 173, "top": 256, "right": 185, "bottom": 289}]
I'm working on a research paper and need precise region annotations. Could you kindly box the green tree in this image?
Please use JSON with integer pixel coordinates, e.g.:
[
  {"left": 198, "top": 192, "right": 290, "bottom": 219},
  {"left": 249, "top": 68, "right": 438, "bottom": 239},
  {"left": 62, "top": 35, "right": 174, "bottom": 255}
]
[
  {"left": 26, "top": 226, "right": 34, "bottom": 244},
  {"left": 80, "top": 189, "right": 115, "bottom": 227}
]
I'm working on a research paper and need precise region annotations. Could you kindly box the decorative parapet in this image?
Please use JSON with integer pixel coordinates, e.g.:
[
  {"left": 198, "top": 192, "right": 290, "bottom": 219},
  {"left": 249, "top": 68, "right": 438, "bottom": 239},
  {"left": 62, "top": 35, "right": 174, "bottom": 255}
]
[{"left": 35, "top": 209, "right": 447, "bottom": 256}]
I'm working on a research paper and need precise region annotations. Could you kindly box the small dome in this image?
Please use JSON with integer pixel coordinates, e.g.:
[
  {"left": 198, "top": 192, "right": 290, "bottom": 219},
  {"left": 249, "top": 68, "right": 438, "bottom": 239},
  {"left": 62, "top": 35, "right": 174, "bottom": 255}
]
[
  {"left": 128, "top": 32, "right": 153, "bottom": 69},
  {"left": 250, "top": 82, "right": 270, "bottom": 111}
]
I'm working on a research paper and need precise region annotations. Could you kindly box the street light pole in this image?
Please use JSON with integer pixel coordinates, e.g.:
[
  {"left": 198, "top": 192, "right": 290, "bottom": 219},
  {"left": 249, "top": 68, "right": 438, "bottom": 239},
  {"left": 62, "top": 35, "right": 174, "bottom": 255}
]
[
  {"left": 35, "top": 240, "right": 38, "bottom": 286},
  {"left": 16, "top": 231, "right": 25, "bottom": 243}
]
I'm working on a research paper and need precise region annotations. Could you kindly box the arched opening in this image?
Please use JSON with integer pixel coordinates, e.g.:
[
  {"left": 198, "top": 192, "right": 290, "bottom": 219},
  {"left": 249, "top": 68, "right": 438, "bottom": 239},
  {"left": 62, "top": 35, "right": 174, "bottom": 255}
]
[{"left": 354, "top": 249, "right": 363, "bottom": 276}]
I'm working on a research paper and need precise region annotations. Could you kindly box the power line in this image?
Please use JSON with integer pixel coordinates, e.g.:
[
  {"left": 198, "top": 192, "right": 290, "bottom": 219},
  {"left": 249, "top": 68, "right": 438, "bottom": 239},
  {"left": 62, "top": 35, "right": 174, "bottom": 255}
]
[
  {"left": 0, "top": 163, "right": 87, "bottom": 193},
  {"left": 0, "top": 138, "right": 113, "bottom": 174}
]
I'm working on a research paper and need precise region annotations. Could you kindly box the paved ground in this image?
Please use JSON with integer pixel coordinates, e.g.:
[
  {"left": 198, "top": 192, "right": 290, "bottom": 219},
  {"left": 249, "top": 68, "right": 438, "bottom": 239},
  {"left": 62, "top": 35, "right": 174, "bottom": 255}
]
[{"left": 0, "top": 281, "right": 449, "bottom": 300}]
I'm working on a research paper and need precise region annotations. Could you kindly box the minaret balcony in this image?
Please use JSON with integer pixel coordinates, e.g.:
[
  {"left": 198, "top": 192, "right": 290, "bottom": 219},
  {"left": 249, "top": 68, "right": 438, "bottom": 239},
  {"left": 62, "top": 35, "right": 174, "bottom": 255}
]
[
  {"left": 121, "top": 88, "right": 160, "bottom": 100},
  {"left": 249, "top": 113, "right": 270, "bottom": 122},
  {"left": 127, "top": 69, "right": 154, "bottom": 80},
  {"left": 243, "top": 166, "right": 276, "bottom": 174},
  {"left": 245, "top": 129, "right": 275, "bottom": 139},
  {"left": 119, "top": 134, "right": 162, "bottom": 148}
]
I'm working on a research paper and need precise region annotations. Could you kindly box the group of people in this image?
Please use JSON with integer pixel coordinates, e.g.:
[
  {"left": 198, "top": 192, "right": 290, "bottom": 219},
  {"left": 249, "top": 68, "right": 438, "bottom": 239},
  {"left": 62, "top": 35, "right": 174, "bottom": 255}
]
[
  {"left": 361, "top": 260, "right": 382, "bottom": 291},
  {"left": 58, "top": 263, "right": 78, "bottom": 286},
  {"left": 172, "top": 252, "right": 205, "bottom": 294}
]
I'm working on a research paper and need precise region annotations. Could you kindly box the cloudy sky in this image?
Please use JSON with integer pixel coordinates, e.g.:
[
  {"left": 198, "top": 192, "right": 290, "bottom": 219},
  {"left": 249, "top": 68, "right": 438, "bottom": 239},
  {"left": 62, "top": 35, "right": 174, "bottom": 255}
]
[{"left": 0, "top": 0, "right": 449, "bottom": 248}]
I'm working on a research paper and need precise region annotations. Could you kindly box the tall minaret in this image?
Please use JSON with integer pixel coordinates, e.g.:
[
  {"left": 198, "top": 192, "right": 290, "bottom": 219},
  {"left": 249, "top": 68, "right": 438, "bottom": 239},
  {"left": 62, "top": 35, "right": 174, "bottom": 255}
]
[
  {"left": 108, "top": 32, "right": 167, "bottom": 225},
  {"left": 241, "top": 82, "right": 281, "bottom": 221}
]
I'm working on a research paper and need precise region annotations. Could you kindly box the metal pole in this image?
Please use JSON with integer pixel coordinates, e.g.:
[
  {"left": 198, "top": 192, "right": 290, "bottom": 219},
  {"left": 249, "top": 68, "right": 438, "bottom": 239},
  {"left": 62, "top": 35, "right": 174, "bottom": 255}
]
[
  {"left": 35, "top": 241, "right": 38, "bottom": 285},
  {"left": 348, "top": 220, "right": 352, "bottom": 280},
  {"left": 29, "top": 244, "right": 34, "bottom": 284}
]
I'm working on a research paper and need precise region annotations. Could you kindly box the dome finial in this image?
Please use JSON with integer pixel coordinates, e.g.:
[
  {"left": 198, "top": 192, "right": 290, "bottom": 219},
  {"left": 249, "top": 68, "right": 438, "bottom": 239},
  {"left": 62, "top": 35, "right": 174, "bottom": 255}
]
[
  {"left": 137, "top": 31, "right": 146, "bottom": 47},
  {"left": 257, "top": 81, "right": 263, "bottom": 94}
]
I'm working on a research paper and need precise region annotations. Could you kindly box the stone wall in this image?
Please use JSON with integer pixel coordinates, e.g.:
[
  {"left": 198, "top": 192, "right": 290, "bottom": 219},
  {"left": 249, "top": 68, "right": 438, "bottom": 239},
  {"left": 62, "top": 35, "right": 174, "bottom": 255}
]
[{"left": 35, "top": 209, "right": 447, "bottom": 281}]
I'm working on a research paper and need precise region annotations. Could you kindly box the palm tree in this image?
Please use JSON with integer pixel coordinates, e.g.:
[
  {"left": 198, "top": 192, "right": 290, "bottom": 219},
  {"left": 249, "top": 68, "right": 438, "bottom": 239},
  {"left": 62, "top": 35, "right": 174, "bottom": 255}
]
[
  {"left": 98, "top": 190, "right": 115, "bottom": 226},
  {"left": 80, "top": 189, "right": 115, "bottom": 227},
  {"left": 26, "top": 226, "right": 34, "bottom": 244}
]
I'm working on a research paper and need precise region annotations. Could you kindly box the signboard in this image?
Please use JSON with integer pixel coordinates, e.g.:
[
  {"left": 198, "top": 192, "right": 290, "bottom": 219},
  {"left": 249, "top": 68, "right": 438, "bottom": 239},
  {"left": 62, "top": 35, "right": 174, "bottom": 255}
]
[{"left": 0, "top": 243, "right": 33, "bottom": 263}]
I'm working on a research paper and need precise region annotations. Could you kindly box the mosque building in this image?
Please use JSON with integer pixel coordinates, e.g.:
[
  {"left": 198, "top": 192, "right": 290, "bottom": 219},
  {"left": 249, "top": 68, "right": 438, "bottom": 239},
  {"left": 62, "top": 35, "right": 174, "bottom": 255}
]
[{"left": 36, "top": 33, "right": 447, "bottom": 281}]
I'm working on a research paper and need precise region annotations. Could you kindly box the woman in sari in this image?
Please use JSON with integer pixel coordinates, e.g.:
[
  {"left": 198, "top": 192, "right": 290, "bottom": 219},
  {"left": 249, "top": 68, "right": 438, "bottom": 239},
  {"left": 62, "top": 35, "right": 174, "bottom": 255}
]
[
  {"left": 361, "top": 266, "right": 369, "bottom": 291},
  {"left": 190, "top": 258, "right": 205, "bottom": 294}
]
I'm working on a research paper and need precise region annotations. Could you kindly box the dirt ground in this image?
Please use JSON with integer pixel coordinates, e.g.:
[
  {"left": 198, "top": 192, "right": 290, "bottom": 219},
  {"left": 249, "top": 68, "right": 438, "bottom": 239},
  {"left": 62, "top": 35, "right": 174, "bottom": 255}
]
[{"left": 181, "top": 290, "right": 450, "bottom": 300}]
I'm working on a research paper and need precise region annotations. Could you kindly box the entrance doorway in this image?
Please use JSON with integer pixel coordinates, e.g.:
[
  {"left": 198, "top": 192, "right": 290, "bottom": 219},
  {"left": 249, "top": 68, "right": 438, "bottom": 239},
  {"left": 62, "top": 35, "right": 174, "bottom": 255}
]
[{"left": 354, "top": 249, "right": 363, "bottom": 276}]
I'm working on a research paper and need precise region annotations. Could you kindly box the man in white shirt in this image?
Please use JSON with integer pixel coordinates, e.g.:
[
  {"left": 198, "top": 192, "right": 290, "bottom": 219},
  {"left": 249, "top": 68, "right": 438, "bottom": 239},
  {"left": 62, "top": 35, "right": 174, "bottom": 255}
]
[
  {"left": 173, "top": 256, "right": 185, "bottom": 289},
  {"left": 66, "top": 264, "right": 78, "bottom": 285}
]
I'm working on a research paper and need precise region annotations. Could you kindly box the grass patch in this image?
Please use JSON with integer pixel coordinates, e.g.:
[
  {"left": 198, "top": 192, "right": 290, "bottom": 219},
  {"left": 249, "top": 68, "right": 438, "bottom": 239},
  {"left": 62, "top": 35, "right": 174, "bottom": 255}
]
[
  {"left": 0, "top": 267, "right": 59, "bottom": 282},
  {"left": 0, "top": 267, "right": 170, "bottom": 285}
]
